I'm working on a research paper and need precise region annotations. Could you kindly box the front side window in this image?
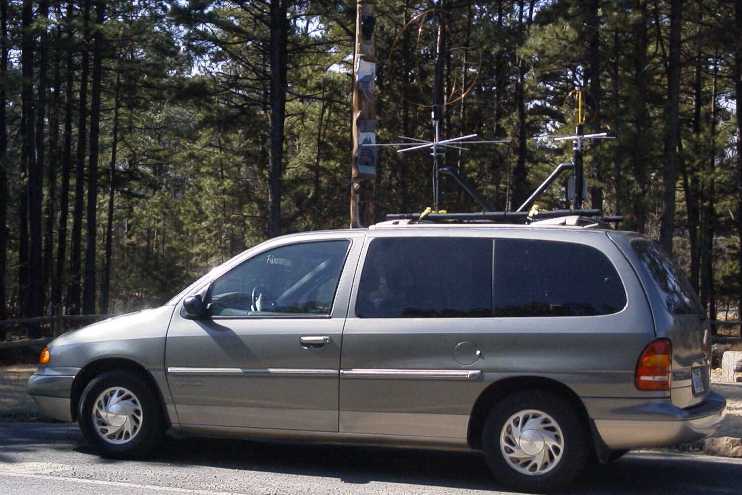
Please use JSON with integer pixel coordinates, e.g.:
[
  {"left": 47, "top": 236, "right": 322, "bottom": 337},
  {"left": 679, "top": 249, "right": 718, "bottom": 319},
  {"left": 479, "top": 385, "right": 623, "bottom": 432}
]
[
  {"left": 356, "top": 237, "right": 492, "bottom": 318},
  {"left": 493, "top": 238, "right": 627, "bottom": 317},
  {"left": 207, "top": 240, "right": 350, "bottom": 317}
]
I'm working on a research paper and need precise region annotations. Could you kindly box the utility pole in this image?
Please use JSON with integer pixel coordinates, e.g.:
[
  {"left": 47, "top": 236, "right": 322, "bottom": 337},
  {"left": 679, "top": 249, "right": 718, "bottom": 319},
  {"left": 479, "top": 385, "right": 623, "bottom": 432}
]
[{"left": 350, "top": 0, "right": 376, "bottom": 227}]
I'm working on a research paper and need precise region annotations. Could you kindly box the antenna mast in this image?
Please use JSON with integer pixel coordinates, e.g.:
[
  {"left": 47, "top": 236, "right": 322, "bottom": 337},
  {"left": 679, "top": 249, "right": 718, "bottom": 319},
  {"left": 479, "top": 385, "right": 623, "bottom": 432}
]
[
  {"left": 431, "top": 4, "right": 446, "bottom": 210},
  {"left": 572, "top": 87, "right": 586, "bottom": 209}
]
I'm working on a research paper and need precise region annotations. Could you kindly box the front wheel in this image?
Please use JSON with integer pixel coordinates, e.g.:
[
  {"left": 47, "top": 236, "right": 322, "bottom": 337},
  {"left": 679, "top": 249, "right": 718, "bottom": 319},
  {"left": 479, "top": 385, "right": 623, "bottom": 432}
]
[
  {"left": 481, "top": 390, "right": 590, "bottom": 493},
  {"left": 78, "top": 370, "right": 164, "bottom": 458}
]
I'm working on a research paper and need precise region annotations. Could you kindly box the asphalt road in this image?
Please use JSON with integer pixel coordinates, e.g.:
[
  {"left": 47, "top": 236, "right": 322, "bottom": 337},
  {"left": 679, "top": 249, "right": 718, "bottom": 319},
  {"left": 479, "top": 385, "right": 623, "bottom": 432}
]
[{"left": 1, "top": 422, "right": 741, "bottom": 495}]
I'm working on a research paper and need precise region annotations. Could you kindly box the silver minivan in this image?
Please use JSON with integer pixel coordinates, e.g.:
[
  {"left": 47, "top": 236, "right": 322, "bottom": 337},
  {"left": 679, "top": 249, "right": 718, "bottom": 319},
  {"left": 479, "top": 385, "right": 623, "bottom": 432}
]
[{"left": 28, "top": 219, "right": 726, "bottom": 492}]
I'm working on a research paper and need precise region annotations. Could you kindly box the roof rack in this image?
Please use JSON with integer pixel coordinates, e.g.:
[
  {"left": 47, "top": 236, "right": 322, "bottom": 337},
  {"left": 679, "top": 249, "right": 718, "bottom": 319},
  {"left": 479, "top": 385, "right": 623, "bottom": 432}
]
[
  {"left": 385, "top": 209, "right": 606, "bottom": 224},
  {"left": 531, "top": 214, "right": 622, "bottom": 228}
]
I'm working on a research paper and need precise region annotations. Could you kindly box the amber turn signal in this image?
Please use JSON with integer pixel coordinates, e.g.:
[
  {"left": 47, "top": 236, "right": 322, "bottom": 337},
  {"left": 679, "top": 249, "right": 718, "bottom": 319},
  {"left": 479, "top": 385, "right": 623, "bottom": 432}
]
[{"left": 39, "top": 346, "right": 51, "bottom": 365}]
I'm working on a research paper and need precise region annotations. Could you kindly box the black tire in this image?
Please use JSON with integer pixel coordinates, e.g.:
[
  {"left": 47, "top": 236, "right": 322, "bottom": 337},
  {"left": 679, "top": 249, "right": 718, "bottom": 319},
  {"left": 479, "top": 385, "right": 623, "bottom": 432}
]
[
  {"left": 78, "top": 370, "right": 164, "bottom": 458},
  {"left": 481, "top": 390, "right": 591, "bottom": 493}
]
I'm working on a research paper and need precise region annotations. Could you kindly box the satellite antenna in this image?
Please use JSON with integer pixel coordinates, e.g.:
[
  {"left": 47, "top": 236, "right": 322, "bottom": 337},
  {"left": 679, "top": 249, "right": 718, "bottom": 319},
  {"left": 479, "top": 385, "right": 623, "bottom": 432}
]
[{"left": 362, "top": 6, "right": 509, "bottom": 211}]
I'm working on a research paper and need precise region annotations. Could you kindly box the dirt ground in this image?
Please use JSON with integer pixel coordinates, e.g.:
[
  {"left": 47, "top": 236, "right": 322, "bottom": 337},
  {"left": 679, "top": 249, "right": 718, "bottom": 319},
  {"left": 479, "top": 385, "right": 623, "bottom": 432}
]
[
  {"left": 712, "top": 379, "right": 742, "bottom": 439},
  {"left": 2, "top": 365, "right": 742, "bottom": 439},
  {"left": 0, "top": 365, "right": 39, "bottom": 421}
]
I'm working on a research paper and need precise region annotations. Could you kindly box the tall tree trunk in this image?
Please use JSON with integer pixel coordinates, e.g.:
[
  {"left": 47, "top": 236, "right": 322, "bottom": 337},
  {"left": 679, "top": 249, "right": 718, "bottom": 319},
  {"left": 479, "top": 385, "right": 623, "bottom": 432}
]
[
  {"left": 397, "top": 0, "right": 411, "bottom": 212},
  {"left": 456, "top": 3, "right": 472, "bottom": 175},
  {"left": 35, "top": 0, "right": 50, "bottom": 313},
  {"left": 611, "top": 25, "right": 624, "bottom": 215},
  {"left": 101, "top": 69, "right": 121, "bottom": 315},
  {"left": 83, "top": 0, "right": 105, "bottom": 314},
  {"left": 44, "top": 6, "right": 63, "bottom": 313},
  {"left": 685, "top": 10, "right": 704, "bottom": 292},
  {"left": 584, "top": 0, "right": 603, "bottom": 210},
  {"left": 68, "top": 0, "right": 92, "bottom": 315},
  {"left": 268, "top": 0, "right": 288, "bottom": 237},
  {"left": 659, "top": 0, "right": 682, "bottom": 254},
  {"left": 630, "top": 0, "right": 650, "bottom": 232},
  {"left": 21, "top": 0, "right": 42, "bottom": 322},
  {"left": 700, "top": 58, "right": 719, "bottom": 321},
  {"left": 54, "top": 0, "right": 75, "bottom": 314},
  {"left": 491, "top": 0, "right": 505, "bottom": 210},
  {"left": 511, "top": 0, "right": 533, "bottom": 209},
  {"left": 0, "top": 0, "right": 8, "bottom": 322},
  {"left": 735, "top": 0, "right": 742, "bottom": 333},
  {"left": 311, "top": 83, "right": 326, "bottom": 218}
]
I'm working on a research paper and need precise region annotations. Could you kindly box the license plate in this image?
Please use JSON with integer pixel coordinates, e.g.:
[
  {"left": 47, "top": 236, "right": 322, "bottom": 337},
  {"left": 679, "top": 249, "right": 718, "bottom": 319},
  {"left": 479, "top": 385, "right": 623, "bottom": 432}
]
[{"left": 691, "top": 367, "right": 705, "bottom": 395}]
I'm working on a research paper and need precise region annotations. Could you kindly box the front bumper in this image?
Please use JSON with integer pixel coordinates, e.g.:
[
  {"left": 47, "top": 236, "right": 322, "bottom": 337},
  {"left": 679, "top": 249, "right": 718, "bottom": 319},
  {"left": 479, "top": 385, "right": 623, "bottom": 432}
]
[
  {"left": 27, "top": 369, "right": 78, "bottom": 422},
  {"left": 592, "top": 391, "right": 726, "bottom": 450}
]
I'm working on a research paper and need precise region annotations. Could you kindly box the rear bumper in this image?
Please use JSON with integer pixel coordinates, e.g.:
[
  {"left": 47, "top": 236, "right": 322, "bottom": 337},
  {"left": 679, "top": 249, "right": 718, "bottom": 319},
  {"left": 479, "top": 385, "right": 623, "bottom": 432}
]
[
  {"left": 593, "top": 392, "right": 726, "bottom": 450},
  {"left": 27, "top": 371, "right": 77, "bottom": 422}
]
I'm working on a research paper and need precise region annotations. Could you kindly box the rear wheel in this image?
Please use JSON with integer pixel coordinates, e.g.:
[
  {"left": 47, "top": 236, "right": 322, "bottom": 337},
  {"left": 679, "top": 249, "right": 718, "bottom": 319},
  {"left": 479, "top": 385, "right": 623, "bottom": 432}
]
[
  {"left": 78, "top": 371, "right": 163, "bottom": 458},
  {"left": 481, "top": 390, "right": 590, "bottom": 493}
]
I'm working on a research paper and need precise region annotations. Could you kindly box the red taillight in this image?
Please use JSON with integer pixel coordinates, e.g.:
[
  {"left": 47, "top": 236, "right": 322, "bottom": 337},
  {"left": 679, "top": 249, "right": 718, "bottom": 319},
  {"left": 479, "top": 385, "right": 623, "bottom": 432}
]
[{"left": 635, "top": 339, "right": 672, "bottom": 391}]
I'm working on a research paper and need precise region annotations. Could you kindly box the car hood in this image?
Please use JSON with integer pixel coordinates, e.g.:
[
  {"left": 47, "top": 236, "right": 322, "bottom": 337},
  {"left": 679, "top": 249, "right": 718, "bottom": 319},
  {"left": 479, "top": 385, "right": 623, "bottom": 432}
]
[{"left": 51, "top": 305, "right": 175, "bottom": 348}]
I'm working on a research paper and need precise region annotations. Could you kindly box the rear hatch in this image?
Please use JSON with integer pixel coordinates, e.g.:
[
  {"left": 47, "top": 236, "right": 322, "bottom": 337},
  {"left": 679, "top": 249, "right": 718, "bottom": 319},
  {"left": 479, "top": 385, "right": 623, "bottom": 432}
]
[{"left": 610, "top": 234, "right": 709, "bottom": 408}]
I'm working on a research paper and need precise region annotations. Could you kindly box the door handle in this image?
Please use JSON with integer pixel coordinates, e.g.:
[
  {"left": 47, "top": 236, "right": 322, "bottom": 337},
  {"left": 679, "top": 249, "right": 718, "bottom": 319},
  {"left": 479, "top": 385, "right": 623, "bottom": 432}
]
[{"left": 300, "top": 335, "right": 331, "bottom": 347}]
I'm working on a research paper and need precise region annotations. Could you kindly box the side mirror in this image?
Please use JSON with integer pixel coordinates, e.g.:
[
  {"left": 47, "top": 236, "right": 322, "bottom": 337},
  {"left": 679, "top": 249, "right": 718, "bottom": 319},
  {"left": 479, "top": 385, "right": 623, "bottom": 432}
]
[{"left": 182, "top": 294, "right": 207, "bottom": 319}]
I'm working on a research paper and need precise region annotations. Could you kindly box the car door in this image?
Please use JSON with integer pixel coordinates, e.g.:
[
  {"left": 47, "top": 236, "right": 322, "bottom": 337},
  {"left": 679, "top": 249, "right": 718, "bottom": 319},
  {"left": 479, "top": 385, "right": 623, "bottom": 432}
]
[
  {"left": 165, "top": 233, "right": 363, "bottom": 431},
  {"left": 339, "top": 233, "right": 494, "bottom": 441}
]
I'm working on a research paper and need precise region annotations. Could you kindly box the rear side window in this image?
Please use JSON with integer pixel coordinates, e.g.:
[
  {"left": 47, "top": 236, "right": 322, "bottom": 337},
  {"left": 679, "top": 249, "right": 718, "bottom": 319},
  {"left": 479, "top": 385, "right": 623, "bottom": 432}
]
[
  {"left": 493, "top": 238, "right": 626, "bottom": 317},
  {"left": 356, "top": 237, "right": 492, "bottom": 318},
  {"left": 631, "top": 240, "right": 701, "bottom": 315}
]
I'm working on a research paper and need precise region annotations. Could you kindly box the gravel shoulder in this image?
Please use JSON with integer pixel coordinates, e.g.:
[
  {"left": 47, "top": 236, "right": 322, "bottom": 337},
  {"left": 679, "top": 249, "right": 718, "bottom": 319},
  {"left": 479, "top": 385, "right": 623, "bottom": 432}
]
[
  {"left": 0, "top": 366, "right": 38, "bottom": 421},
  {"left": 713, "top": 383, "right": 742, "bottom": 439}
]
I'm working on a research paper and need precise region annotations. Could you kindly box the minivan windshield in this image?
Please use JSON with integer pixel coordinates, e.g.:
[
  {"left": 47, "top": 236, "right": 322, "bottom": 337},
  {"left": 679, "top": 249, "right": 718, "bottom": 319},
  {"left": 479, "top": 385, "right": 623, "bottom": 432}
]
[{"left": 631, "top": 240, "right": 702, "bottom": 315}]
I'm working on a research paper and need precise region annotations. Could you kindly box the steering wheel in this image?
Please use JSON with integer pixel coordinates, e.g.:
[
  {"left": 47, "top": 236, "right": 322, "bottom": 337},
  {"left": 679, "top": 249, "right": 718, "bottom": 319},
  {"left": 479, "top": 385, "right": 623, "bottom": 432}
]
[
  {"left": 208, "top": 291, "right": 252, "bottom": 314},
  {"left": 251, "top": 286, "right": 275, "bottom": 312}
]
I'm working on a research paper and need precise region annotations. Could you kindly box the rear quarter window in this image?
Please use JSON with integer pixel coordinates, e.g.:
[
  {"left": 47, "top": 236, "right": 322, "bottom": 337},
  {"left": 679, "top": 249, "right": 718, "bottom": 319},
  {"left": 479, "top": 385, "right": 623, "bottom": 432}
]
[
  {"left": 630, "top": 240, "right": 702, "bottom": 315},
  {"left": 493, "top": 238, "right": 627, "bottom": 317}
]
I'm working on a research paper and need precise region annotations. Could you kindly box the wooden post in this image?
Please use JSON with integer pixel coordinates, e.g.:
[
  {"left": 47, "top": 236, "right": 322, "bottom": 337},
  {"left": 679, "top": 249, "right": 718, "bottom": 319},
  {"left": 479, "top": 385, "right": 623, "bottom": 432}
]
[{"left": 350, "top": 0, "right": 376, "bottom": 227}]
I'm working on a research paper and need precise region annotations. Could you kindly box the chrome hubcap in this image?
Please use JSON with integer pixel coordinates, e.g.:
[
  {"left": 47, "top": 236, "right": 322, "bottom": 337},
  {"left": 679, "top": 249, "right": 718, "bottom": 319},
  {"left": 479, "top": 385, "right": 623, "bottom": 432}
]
[
  {"left": 92, "top": 387, "right": 143, "bottom": 445},
  {"left": 500, "top": 409, "right": 564, "bottom": 476}
]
